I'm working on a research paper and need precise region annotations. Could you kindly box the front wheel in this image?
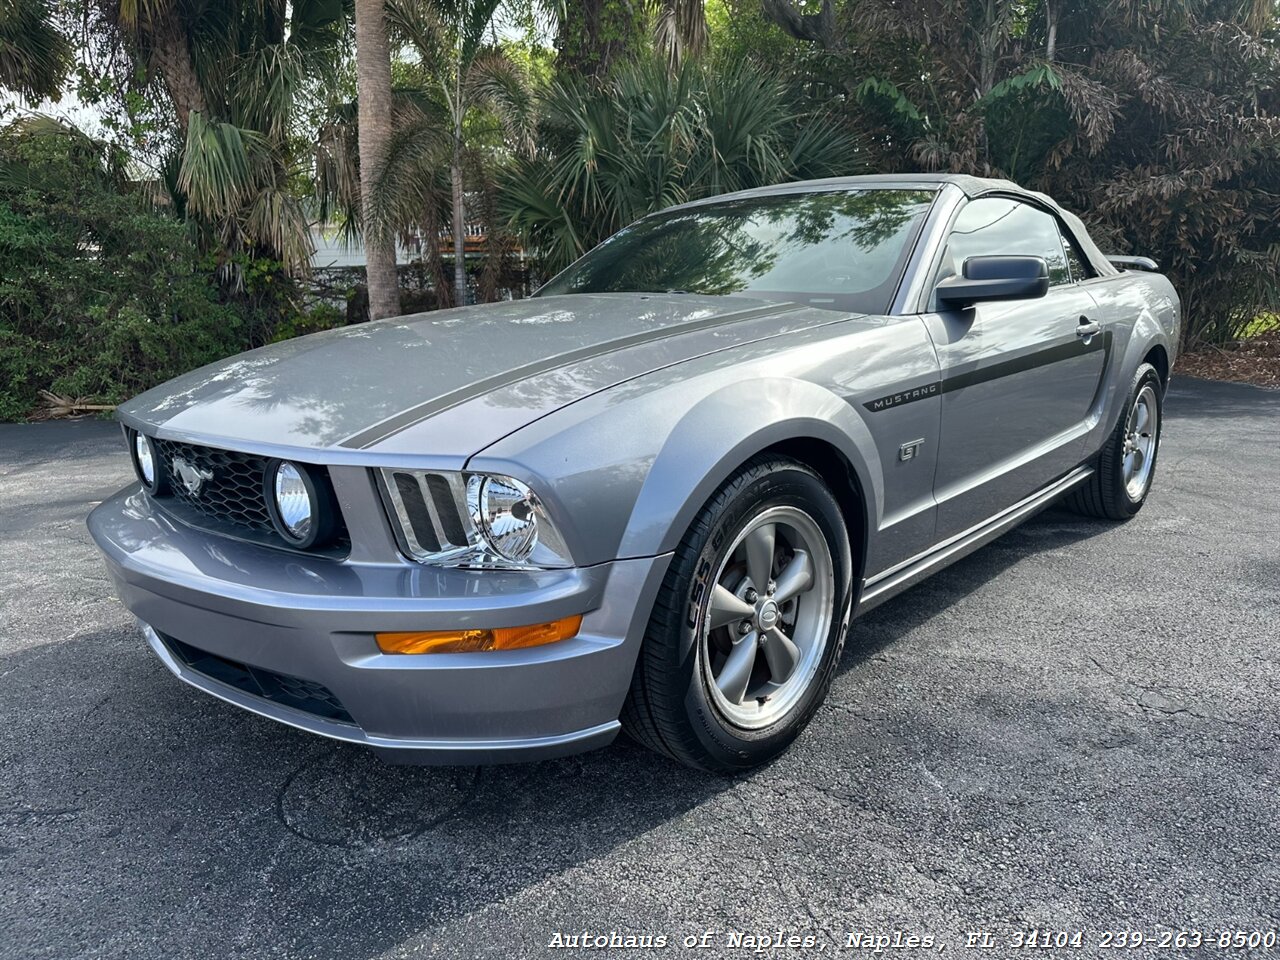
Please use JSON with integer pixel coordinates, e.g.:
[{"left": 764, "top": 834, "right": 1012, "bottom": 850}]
[
  {"left": 621, "top": 456, "right": 852, "bottom": 773},
  {"left": 1068, "top": 362, "right": 1163, "bottom": 520}
]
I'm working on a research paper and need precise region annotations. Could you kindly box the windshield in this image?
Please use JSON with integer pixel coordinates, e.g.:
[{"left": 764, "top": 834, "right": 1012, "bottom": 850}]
[{"left": 537, "top": 188, "right": 937, "bottom": 314}]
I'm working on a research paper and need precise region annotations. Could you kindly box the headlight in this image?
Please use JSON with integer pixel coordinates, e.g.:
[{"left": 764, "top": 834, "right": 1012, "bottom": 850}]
[
  {"left": 380, "top": 469, "right": 572, "bottom": 569},
  {"left": 467, "top": 475, "right": 539, "bottom": 563},
  {"left": 127, "top": 429, "right": 166, "bottom": 495},
  {"left": 265, "top": 460, "right": 336, "bottom": 548}
]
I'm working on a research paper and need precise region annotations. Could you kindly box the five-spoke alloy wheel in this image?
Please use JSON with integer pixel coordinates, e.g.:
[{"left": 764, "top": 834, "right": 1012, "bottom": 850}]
[
  {"left": 622, "top": 456, "right": 852, "bottom": 773},
  {"left": 702, "top": 506, "right": 835, "bottom": 729},
  {"left": 1122, "top": 383, "right": 1159, "bottom": 502}
]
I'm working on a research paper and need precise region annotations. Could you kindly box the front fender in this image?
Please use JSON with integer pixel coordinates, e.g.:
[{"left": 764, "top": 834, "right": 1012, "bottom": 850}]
[
  {"left": 468, "top": 366, "right": 883, "bottom": 570},
  {"left": 618, "top": 377, "right": 880, "bottom": 560}
]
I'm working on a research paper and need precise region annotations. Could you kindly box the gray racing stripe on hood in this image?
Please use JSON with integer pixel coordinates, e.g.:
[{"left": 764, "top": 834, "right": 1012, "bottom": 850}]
[{"left": 338, "top": 301, "right": 803, "bottom": 450}]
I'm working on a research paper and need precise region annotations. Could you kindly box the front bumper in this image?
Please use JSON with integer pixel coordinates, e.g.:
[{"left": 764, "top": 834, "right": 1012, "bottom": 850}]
[{"left": 88, "top": 486, "right": 671, "bottom": 764}]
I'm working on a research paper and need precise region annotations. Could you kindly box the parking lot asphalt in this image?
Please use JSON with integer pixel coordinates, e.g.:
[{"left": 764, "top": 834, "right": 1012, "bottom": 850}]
[{"left": 1, "top": 376, "right": 1278, "bottom": 960}]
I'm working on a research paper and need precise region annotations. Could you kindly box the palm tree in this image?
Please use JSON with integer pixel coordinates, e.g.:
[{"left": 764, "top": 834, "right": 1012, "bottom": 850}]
[
  {"left": 383, "top": 0, "right": 535, "bottom": 306},
  {"left": 316, "top": 0, "right": 533, "bottom": 309},
  {"left": 0, "top": 0, "right": 71, "bottom": 101},
  {"left": 93, "top": 0, "right": 346, "bottom": 280},
  {"left": 553, "top": 0, "right": 708, "bottom": 79},
  {"left": 354, "top": 0, "right": 402, "bottom": 319},
  {"left": 652, "top": 0, "right": 707, "bottom": 66},
  {"left": 503, "top": 53, "right": 861, "bottom": 273}
]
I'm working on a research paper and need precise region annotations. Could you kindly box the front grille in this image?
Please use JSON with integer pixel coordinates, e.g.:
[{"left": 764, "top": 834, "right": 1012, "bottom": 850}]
[
  {"left": 153, "top": 439, "right": 274, "bottom": 534},
  {"left": 159, "top": 632, "right": 355, "bottom": 725},
  {"left": 148, "top": 438, "right": 347, "bottom": 552}
]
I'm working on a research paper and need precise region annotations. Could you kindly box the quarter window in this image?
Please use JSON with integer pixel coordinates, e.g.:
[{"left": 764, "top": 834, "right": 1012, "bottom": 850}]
[{"left": 1061, "top": 232, "right": 1091, "bottom": 282}]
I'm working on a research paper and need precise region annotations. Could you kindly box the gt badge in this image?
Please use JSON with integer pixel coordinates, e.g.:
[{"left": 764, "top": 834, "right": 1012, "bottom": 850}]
[{"left": 899, "top": 439, "right": 925, "bottom": 462}]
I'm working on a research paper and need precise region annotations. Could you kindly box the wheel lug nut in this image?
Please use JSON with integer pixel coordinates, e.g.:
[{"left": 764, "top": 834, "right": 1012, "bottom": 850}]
[
  {"left": 745, "top": 589, "right": 758, "bottom": 603},
  {"left": 767, "top": 581, "right": 776, "bottom": 596},
  {"left": 738, "top": 621, "right": 751, "bottom": 635}
]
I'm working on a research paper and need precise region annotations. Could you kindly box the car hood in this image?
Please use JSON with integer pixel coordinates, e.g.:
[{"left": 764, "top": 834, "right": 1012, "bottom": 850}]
[{"left": 118, "top": 293, "right": 851, "bottom": 460}]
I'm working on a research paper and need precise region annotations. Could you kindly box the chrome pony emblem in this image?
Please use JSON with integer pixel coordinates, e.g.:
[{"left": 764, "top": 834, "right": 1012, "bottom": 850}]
[{"left": 172, "top": 457, "right": 214, "bottom": 496}]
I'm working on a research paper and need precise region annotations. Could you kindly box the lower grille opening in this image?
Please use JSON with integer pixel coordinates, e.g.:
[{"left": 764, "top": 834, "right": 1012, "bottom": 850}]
[{"left": 158, "top": 632, "right": 355, "bottom": 726}]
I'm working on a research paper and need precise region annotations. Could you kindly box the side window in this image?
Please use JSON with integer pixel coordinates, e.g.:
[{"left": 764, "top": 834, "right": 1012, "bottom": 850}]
[
  {"left": 1060, "top": 231, "right": 1091, "bottom": 282},
  {"left": 933, "top": 198, "right": 1071, "bottom": 295}
]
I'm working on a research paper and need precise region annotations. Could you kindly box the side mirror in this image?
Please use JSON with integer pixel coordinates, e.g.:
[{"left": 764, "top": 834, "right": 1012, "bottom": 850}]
[{"left": 936, "top": 255, "right": 1050, "bottom": 307}]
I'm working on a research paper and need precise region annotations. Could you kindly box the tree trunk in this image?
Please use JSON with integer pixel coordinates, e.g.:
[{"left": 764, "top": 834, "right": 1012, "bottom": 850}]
[
  {"left": 974, "top": 0, "right": 1000, "bottom": 171},
  {"left": 354, "top": 0, "right": 400, "bottom": 320},
  {"left": 451, "top": 133, "right": 467, "bottom": 307},
  {"left": 761, "top": 0, "right": 838, "bottom": 50},
  {"left": 423, "top": 199, "right": 452, "bottom": 309},
  {"left": 1045, "top": 0, "right": 1058, "bottom": 61},
  {"left": 149, "top": 7, "right": 208, "bottom": 135}
]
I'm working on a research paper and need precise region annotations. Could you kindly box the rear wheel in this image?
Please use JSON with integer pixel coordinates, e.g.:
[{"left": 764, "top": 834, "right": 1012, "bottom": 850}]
[
  {"left": 621, "top": 456, "right": 852, "bottom": 773},
  {"left": 1067, "top": 362, "right": 1163, "bottom": 520}
]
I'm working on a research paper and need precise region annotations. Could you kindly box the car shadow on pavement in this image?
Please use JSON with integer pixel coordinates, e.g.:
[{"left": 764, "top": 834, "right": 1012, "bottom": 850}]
[
  {"left": 839, "top": 507, "right": 1112, "bottom": 673},
  {"left": 0, "top": 510, "right": 1116, "bottom": 959}
]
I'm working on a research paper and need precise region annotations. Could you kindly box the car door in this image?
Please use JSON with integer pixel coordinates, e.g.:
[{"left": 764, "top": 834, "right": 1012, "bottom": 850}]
[{"left": 922, "top": 196, "right": 1107, "bottom": 541}]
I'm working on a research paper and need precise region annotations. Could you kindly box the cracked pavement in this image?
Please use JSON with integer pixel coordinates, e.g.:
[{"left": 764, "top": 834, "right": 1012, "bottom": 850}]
[{"left": 1, "top": 377, "right": 1277, "bottom": 959}]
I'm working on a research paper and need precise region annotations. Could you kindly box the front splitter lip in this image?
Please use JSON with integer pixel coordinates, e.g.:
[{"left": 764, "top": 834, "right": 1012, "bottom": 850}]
[{"left": 142, "top": 622, "right": 621, "bottom": 760}]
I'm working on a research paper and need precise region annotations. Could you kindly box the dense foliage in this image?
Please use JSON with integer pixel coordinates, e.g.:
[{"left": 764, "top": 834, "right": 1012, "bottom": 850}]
[
  {"left": 2, "top": 0, "right": 1279, "bottom": 419},
  {"left": 81, "top": 0, "right": 350, "bottom": 280},
  {"left": 503, "top": 52, "right": 861, "bottom": 272},
  {"left": 0, "top": 121, "right": 246, "bottom": 419},
  {"left": 0, "top": 0, "right": 70, "bottom": 102},
  {"left": 791, "top": 0, "right": 1280, "bottom": 346}
]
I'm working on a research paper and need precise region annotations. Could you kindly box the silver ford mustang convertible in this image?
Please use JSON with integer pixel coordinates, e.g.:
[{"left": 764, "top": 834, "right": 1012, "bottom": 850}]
[{"left": 89, "top": 174, "right": 1179, "bottom": 772}]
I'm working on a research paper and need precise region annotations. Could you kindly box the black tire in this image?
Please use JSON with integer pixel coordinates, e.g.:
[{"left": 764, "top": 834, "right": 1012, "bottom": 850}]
[
  {"left": 1067, "top": 362, "right": 1163, "bottom": 520},
  {"left": 620, "top": 455, "right": 853, "bottom": 773}
]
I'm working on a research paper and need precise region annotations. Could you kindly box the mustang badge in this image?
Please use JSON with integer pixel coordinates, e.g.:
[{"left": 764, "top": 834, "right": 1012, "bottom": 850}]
[{"left": 172, "top": 457, "right": 214, "bottom": 497}]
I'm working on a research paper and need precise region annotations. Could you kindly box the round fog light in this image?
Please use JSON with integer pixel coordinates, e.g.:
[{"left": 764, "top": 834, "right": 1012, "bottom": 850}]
[
  {"left": 272, "top": 462, "right": 313, "bottom": 541},
  {"left": 265, "top": 460, "right": 337, "bottom": 548},
  {"left": 130, "top": 430, "right": 166, "bottom": 494},
  {"left": 135, "top": 433, "right": 155, "bottom": 485}
]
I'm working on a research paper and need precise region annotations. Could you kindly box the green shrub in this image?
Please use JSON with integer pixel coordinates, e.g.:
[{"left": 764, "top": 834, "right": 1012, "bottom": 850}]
[
  {"left": 270, "top": 302, "right": 344, "bottom": 342},
  {"left": 0, "top": 120, "right": 247, "bottom": 421}
]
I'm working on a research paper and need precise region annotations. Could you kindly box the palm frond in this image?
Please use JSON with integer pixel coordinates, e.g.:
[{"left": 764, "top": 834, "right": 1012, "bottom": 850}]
[
  {"left": 178, "top": 111, "right": 273, "bottom": 220},
  {"left": 465, "top": 48, "right": 537, "bottom": 155},
  {"left": 0, "top": 0, "right": 71, "bottom": 101},
  {"left": 231, "top": 41, "right": 309, "bottom": 142},
  {"left": 386, "top": 0, "right": 452, "bottom": 75},
  {"left": 242, "top": 184, "right": 315, "bottom": 276},
  {"left": 652, "top": 0, "right": 708, "bottom": 67},
  {"left": 366, "top": 115, "right": 453, "bottom": 242},
  {"left": 458, "top": 0, "right": 505, "bottom": 73},
  {"left": 115, "top": 0, "right": 173, "bottom": 30},
  {"left": 315, "top": 100, "right": 361, "bottom": 229},
  {"left": 503, "top": 52, "right": 865, "bottom": 272}
]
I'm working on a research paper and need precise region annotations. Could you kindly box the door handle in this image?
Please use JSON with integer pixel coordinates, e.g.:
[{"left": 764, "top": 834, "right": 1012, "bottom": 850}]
[{"left": 1077, "top": 317, "right": 1101, "bottom": 338}]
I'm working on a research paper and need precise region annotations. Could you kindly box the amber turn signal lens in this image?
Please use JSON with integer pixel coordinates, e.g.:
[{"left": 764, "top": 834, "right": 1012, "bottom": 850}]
[{"left": 376, "top": 615, "right": 583, "bottom": 655}]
